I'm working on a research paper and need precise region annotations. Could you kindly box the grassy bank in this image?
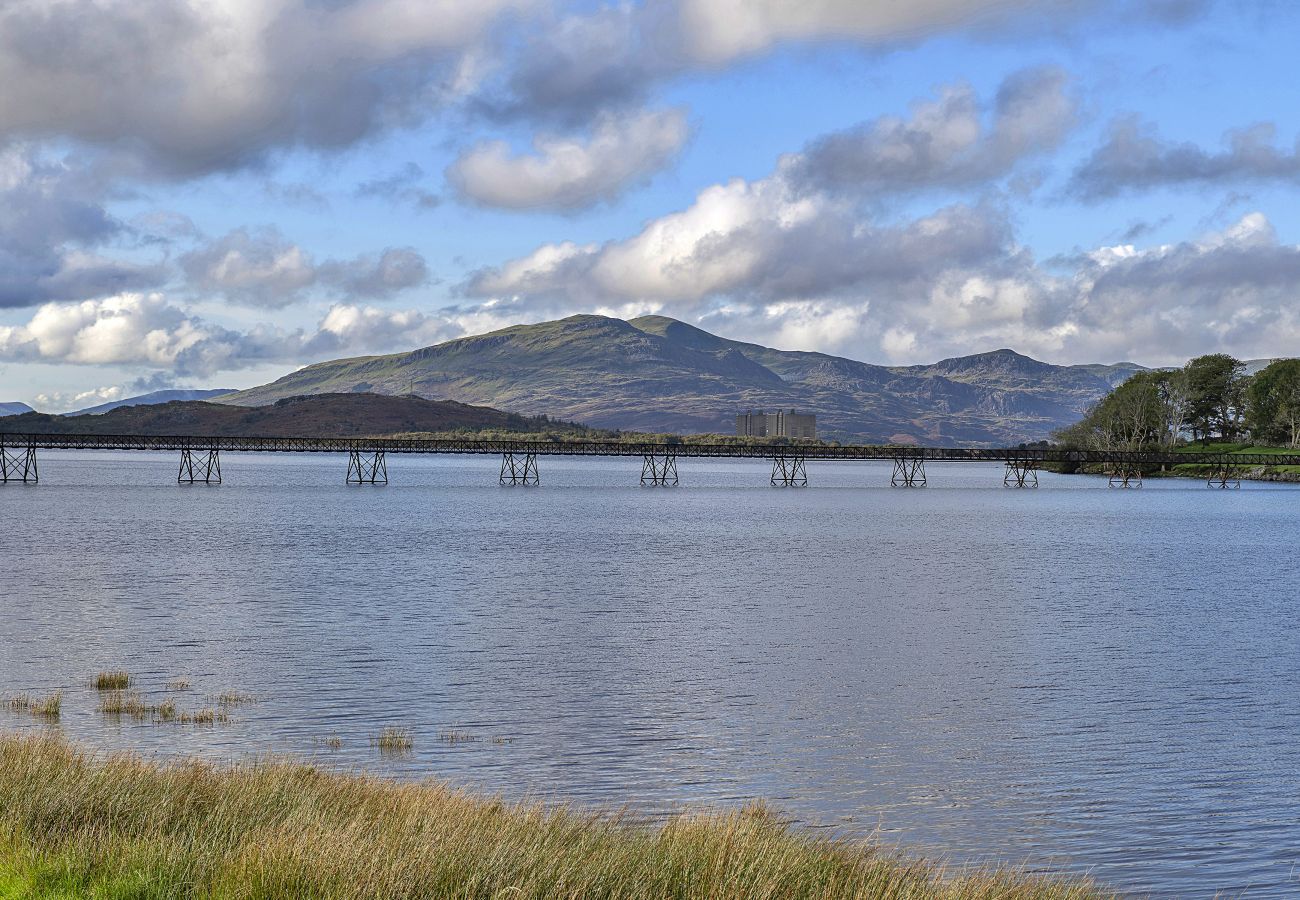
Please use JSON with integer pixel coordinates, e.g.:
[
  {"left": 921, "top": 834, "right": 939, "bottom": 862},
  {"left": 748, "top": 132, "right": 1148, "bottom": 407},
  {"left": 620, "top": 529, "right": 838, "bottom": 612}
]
[
  {"left": 1169, "top": 442, "right": 1300, "bottom": 479},
  {"left": 0, "top": 733, "right": 1110, "bottom": 900}
]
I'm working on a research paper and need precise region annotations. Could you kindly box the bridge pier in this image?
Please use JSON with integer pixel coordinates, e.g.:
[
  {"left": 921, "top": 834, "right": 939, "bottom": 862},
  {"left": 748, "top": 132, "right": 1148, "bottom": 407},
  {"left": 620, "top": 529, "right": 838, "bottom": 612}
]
[
  {"left": 891, "top": 456, "right": 926, "bottom": 488},
  {"left": 1003, "top": 458, "right": 1039, "bottom": 488},
  {"left": 500, "top": 452, "right": 539, "bottom": 486},
  {"left": 1207, "top": 461, "right": 1242, "bottom": 489},
  {"left": 641, "top": 453, "right": 678, "bottom": 486},
  {"left": 1108, "top": 466, "right": 1142, "bottom": 489},
  {"left": 178, "top": 449, "right": 221, "bottom": 484},
  {"left": 771, "top": 456, "right": 807, "bottom": 487},
  {"left": 346, "top": 450, "right": 388, "bottom": 485},
  {"left": 0, "top": 442, "right": 37, "bottom": 484}
]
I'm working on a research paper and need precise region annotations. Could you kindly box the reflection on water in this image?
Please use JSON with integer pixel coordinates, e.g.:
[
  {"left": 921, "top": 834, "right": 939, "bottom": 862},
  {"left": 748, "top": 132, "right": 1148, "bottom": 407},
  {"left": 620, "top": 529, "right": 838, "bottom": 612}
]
[{"left": 3, "top": 451, "right": 1299, "bottom": 897}]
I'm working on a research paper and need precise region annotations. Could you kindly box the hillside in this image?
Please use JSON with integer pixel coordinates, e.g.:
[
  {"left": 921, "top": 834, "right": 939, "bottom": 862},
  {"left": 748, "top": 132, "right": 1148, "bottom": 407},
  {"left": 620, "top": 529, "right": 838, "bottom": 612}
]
[
  {"left": 1, "top": 393, "right": 583, "bottom": 438},
  {"left": 0, "top": 401, "right": 35, "bottom": 417},
  {"left": 221, "top": 315, "right": 1147, "bottom": 445},
  {"left": 68, "top": 388, "right": 236, "bottom": 415}
]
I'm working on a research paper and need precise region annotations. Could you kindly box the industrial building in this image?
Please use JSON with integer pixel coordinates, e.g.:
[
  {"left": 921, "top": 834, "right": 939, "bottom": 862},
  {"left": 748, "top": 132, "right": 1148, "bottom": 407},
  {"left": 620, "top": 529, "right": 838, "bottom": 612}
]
[{"left": 735, "top": 409, "right": 816, "bottom": 439}]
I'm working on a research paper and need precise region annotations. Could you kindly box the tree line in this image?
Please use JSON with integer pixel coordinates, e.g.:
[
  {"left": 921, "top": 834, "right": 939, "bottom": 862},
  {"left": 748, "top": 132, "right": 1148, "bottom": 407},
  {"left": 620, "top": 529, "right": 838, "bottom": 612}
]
[{"left": 1055, "top": 355, "right": 1300, "bottom": 451}]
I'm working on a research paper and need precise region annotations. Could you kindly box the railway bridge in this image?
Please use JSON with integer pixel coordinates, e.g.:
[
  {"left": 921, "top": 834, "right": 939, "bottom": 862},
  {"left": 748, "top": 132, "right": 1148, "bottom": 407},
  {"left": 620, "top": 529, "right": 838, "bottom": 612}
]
[{"left": 2, "top": 432, "right": 1297, "bottom": 489}]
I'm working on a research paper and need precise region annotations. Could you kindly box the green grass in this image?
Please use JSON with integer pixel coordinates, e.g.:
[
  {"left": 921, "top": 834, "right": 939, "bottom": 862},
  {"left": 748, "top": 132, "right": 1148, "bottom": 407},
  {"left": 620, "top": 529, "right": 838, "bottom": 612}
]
[
  {"left": 93, "top": 671, "right": 131, "bottom": 691},
  {"left": 0, "top": 733, "right": 1112, "bottom": 900}
]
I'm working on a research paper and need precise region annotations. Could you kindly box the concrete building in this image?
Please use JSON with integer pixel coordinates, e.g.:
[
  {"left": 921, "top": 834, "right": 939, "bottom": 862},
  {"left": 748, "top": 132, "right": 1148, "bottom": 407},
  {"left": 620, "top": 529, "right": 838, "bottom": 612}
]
[{"left": 736, "top": 409, "right": 816, "bottom": 439}]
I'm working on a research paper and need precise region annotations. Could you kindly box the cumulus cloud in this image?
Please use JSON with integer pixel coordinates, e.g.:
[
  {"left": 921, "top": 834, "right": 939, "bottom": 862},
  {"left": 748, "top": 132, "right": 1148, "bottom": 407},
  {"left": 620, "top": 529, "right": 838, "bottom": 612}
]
[
  {"left": 791, "top": 66, "right": 1074, "bottom": 194},
  {"left": 181, "top": 229, "right": 428, "bottom": 306},
  {"left": 483, "top": 0, "right": 1196, "bottom": 121},
  {"left": 180, "top": 228, "right": 316, "bottom": 308},
  {"left": 0, "top": 293, "right": 507, "bottom": 378},
  {"left": 448, "top": 108, "right": 689, "bottom": 210},
  {"left": 676, "top": 0, "right": 1054, "bottom": 63},
  {"left": 0, "top": 144, "right": 165, "bottom": 308},
  {"left": 0, "top": 0, "right": 536, "bottom": 176},
  {"left": 318, "top": 248, "right": 430, "bottom": 299},
  {"left": 1068, "top": 117, "right": 1300, "bottom": 200}
]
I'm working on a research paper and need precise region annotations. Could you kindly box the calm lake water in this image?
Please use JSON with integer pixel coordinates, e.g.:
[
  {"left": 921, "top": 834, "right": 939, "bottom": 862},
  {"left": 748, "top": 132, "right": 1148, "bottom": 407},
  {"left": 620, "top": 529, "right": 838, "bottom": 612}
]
[{"left": 3, "top": 450, "right": 1299, "bottom": 897}]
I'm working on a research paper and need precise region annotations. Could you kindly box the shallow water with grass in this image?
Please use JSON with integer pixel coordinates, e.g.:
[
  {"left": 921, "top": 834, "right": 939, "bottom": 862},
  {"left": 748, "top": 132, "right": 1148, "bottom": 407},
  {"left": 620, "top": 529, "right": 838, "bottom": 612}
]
[{"left": 3, "top": 450, "right": 1299, "bottom": 897}]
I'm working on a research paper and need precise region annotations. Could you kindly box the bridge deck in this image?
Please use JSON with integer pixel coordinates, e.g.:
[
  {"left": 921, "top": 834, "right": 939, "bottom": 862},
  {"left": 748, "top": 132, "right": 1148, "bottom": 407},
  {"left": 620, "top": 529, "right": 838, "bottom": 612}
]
[{"left": 4, "top": 433, "right": 1299, "bottom": 468}]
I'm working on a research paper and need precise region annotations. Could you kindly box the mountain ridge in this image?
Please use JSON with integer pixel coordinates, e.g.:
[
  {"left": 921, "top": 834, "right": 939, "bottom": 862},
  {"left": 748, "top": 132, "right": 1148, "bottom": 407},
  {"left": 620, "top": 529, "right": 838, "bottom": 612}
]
[{"left": 220, "top": 314, "right": 1148, "bottom": 446}]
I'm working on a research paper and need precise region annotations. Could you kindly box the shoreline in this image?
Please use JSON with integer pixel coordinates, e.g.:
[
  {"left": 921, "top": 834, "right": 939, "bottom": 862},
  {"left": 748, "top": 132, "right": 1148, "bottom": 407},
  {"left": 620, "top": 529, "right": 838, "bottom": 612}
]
[{"left": 0, "top": 732, "right": 1112, "bottom": 899}]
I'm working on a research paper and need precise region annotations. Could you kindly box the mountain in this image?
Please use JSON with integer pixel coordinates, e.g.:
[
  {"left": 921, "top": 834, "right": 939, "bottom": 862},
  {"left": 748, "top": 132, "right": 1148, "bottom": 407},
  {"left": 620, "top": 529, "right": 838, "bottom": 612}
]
[
  {"left": 0, "top": 402, "right": 35, "bottom": 417},
  {"left": 221, "top": 315, "right": 1144, "bottom": 446},
  {"left": 66, "top": 388, "right": 236, "bottom": 416},
  {"left": 3, "top": 393, "right": 584, "bottom": 438}
]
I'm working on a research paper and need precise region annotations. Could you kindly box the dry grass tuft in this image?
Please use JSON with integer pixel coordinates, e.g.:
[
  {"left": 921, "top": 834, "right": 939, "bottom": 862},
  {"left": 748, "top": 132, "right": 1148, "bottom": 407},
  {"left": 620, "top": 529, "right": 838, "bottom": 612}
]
[
  {"left": 5, "top": 693, "right": 62, "bottom": 719},
  {"left": 371, "top": 727, "right": 414, "bottom": 753},
  {"left": 93, "top": 671, "right": 131, "bottom": 691},
  {"left": 0, "top": 733, "right": 1114, "bottom": 900}
]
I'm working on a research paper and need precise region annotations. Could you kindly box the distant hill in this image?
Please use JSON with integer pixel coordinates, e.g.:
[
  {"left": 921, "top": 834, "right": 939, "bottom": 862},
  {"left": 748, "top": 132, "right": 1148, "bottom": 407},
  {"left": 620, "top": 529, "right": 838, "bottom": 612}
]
[
  {"left": 2, "top": 393, "right": 586, "bottom": 438},
  {"left": 0, "top": 402, "right": 35, "bottom": 417},
  {"left": 67, "top": 388, "right": 236, "bottom": 416},
  {"left": 220, "top": 315, "right": 1149, "bottom": 446}
]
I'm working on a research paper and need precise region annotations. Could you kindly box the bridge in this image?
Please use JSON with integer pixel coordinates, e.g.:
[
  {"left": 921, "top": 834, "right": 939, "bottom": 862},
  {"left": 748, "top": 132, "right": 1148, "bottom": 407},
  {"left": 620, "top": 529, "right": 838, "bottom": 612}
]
[{"left": 3, "top": 432, "right": 1298, "bottom": 489}]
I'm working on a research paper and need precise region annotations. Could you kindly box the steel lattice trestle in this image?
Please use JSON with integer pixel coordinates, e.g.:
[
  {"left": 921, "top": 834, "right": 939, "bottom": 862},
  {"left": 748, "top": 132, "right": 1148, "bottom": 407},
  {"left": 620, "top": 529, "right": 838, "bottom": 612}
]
[
  {"left": 178, "top": 448, "right": 221, "bottom": 484},
  {"left": 1108, "top": 466, "right": 1143, "bottom": 488},
  {"left": 500, "top": 452, "right": 539, "bottom": 485},
  {"left": 0, "top": 442, "right": 37, "bottom": 484},
  {"left": 1003, "top": 458, "right": 1039, "bottom": 488},
  {"left": 640, "top": 453, "right": 678, "bottom": 486},
  {"left": 771, "top": 456, "right": 807, "bottom": 487},
  {"left": 1207, "top": 462, "right": 1242, "bottom": 489},
  {"left": 346, "top": 450, "right": 388, "bottom": 485},
  {"left": 891, "top": 456, "right": 926, "bottom": 487}
]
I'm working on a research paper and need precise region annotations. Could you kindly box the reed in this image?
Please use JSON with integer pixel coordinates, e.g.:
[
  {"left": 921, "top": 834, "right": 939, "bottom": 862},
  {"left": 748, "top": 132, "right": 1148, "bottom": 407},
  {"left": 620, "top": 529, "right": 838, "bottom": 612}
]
[
  {"left": 216, "top": 691, "right": 255, "bottom": 707},
  {"left": 93, "top": 671, "right": 131, "bottom": 691},
  {"left": 371, "top": 727, "right": 414, "bottom": 753},
  {"left": 4, "top": 692, "right": 61, "bottom": 719},
  {"left": 0, "top": 733, "right": 1112, "bottom": 900}
]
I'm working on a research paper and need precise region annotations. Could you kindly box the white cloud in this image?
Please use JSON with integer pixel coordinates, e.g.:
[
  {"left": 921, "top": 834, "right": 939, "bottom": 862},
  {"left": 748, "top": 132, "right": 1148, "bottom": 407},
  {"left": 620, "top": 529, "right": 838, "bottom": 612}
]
[
  {"left": 0, "top": 0, "right": 538, "bottom": 175},
  {"left": 448, "top": 108, "right": 689, "bottom": 210},
  {"left": 181, "top": 230, "right": 429, "bottom": 306},
  {"left": 676, "top": 0, "right": 1049, "bottom": 63},
  {"left": 181, "top": 228, "right": 316, "bottom": 308}
]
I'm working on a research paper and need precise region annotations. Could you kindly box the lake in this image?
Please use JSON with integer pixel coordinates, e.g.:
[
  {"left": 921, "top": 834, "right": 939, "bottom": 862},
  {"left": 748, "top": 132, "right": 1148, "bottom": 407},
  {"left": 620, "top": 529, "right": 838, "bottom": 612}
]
[{"left": 2, "top": 450, "right": 1298, "bottom": 897}]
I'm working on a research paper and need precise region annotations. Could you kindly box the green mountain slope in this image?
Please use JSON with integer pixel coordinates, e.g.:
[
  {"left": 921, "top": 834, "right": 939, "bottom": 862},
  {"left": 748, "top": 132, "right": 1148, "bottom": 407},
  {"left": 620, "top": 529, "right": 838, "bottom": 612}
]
[{"left": 221, "top": 315, "right": 1144, "bottom": 445}]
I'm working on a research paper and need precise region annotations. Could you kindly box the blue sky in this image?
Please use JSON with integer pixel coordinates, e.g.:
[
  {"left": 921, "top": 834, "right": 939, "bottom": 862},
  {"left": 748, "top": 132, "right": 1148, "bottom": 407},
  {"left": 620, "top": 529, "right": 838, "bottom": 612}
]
[{"left": 2, "top": 0, "right": 1299, "bottom": 410}]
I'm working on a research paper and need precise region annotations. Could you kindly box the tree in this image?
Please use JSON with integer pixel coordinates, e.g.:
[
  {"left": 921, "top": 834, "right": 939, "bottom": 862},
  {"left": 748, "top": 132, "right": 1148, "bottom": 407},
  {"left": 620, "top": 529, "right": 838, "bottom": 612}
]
[
  {"left": 1054, "top": 371, "right": 1165, "bottom": 451},
  {"left": 1247, "top": 359, "right": 1300, "bottom": 448},
  {"left": 1184, "top": 353, "right": 1246, "bottom": 442}
]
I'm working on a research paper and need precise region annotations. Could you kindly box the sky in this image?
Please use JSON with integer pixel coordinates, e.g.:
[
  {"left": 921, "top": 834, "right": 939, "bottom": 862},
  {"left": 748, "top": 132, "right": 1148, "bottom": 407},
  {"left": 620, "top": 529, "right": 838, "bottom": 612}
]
[{"left": 2, "top": 0, "right": 1300, "bottom": 411}]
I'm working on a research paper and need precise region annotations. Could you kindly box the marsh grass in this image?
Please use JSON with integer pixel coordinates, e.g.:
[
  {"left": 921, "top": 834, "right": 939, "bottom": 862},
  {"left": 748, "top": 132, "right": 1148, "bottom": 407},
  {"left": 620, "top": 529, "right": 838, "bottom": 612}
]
[
  {"left": 178, "top": 708, "right": 229, "bottom": 726},
  {"left": 216, "top": 691, "right": 255, "bottom": 707},
  {"left": 99, "top": 693, "right": 225, "bottom": 725},
  {"left": 0, "top": 733, "right": 1112, "bottom": 900},
  {"left": 4, "top": 693, "right": 61, "bottom": 720},
  {"left": 371, "top": 727, "right": 414, "bottom": 753},
  {"left": 93, "top": 671, "right": 131, "bottom": 691}
]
